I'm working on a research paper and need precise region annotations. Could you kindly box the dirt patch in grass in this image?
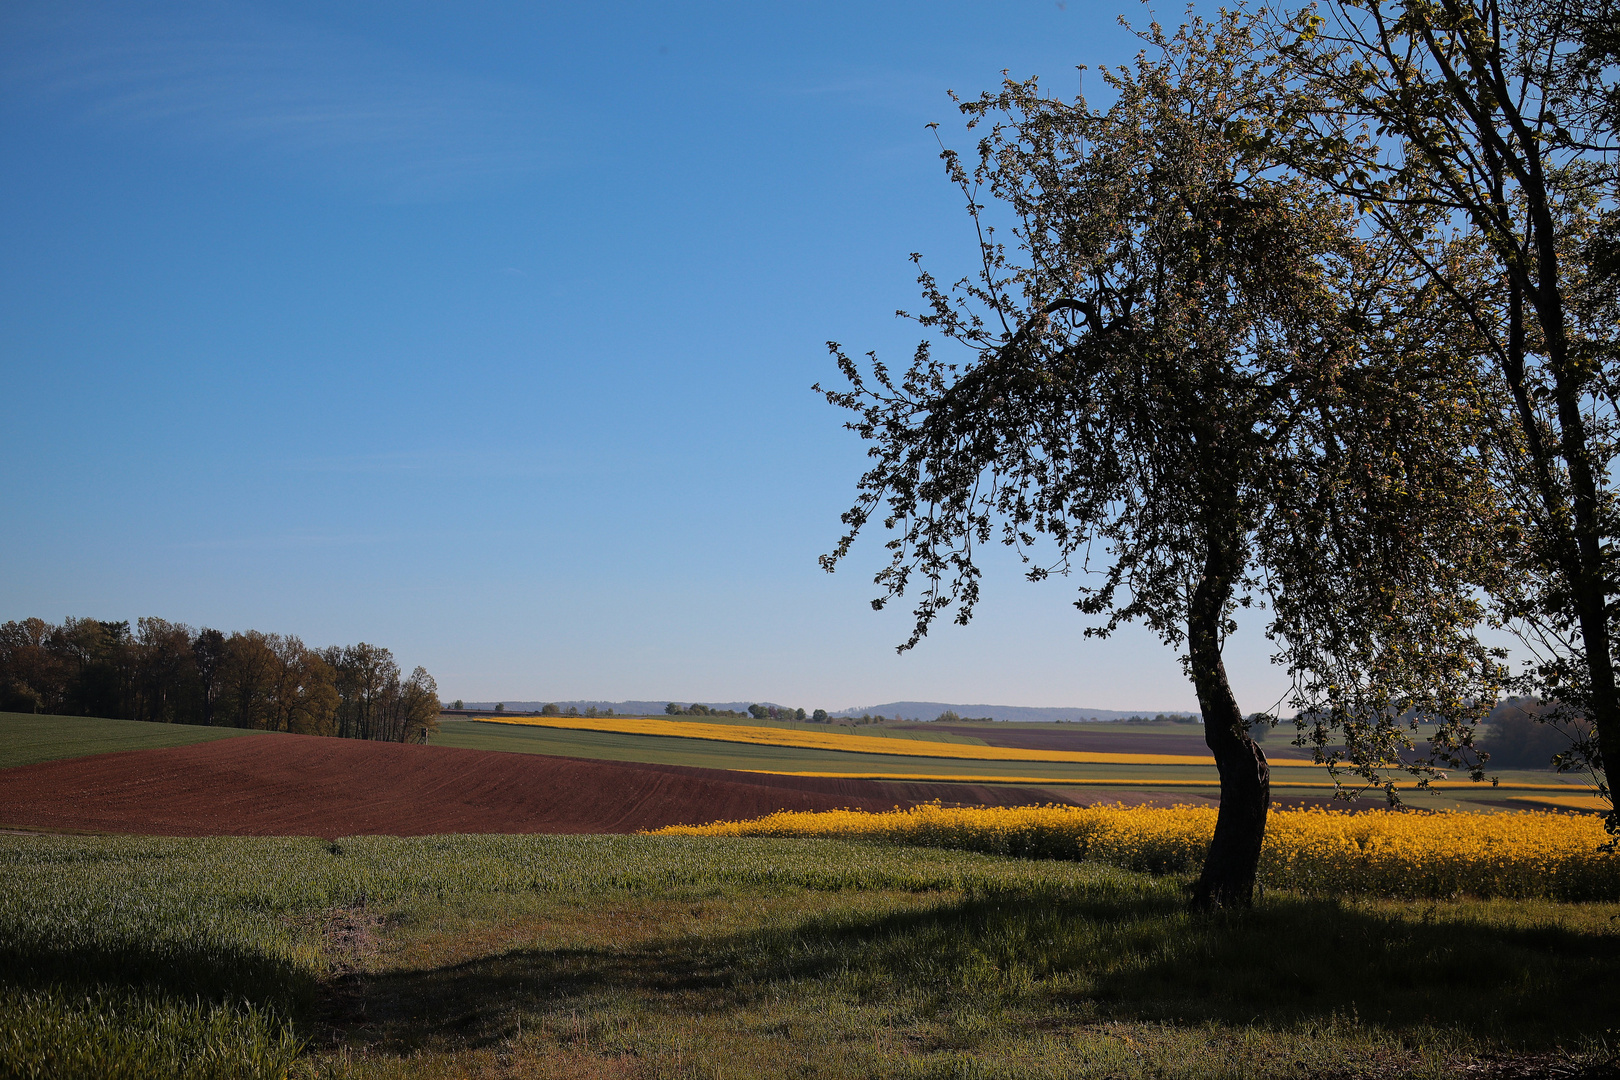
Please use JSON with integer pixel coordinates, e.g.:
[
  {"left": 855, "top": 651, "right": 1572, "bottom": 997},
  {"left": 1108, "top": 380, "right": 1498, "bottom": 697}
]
[{"left": 0, "top": 734, "right": 1079, "bottom": 837}]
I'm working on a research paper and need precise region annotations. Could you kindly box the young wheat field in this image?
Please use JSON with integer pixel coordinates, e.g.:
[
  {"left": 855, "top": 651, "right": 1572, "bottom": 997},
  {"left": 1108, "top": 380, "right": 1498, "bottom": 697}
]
[{"left": 2, "top": 807, "right": 1617, "bottom": 1079}]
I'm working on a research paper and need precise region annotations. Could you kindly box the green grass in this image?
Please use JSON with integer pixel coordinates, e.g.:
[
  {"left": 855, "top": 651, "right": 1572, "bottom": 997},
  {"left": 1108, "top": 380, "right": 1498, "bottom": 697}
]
[
  {"left": 2, "top": 832, "right": 1615, "bottom": 1079},
  {"left": 0, "top": 712, "right": 267, "bottom": 770}
]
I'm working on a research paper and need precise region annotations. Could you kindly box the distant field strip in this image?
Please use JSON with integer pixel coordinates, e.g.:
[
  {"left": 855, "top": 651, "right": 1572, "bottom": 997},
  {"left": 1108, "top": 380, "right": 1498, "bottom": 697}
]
[
  {"left": 482, "top": 715, "right": 1319, "bottom": 767},
  {"left": 1508, "top": 794, "right": 1614, "bottom": 810},
  {"left": 737, "top": 769, "right": 1590, "bottom": 792}
]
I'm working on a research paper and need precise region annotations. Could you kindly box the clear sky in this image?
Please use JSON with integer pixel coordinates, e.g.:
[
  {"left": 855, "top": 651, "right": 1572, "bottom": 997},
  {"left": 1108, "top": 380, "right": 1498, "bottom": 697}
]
[{"left": 0, "top": 0, "right": 1293, "bottom": 714}]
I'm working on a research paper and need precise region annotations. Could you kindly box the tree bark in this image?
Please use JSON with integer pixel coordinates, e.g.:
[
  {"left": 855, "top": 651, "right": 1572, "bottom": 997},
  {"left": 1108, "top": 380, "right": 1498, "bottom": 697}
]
[{"left": 1188, "top": 531, "right": 1271, "bottom": 910}]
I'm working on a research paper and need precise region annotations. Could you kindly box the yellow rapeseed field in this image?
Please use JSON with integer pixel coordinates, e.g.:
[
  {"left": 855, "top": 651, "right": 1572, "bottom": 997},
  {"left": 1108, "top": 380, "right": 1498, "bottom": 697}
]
[
  {"left": 483, "top": 714, "right": 1320, "bottom": 767},
  {"left": 652, "top": 803, "right": 1620, "bottom": 900}
]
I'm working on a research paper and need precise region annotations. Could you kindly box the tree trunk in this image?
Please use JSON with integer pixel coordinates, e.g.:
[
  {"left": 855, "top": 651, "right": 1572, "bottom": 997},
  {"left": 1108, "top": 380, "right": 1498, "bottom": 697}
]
[{"left": 1188, "top": 534, "right": 1270, "bottom": 910}]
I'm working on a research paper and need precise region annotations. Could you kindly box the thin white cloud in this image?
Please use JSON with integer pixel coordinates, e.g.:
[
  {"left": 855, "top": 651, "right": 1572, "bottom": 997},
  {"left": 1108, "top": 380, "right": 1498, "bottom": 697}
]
[{"left": 2, "top": 1, "right": 556, "bottom": 199}]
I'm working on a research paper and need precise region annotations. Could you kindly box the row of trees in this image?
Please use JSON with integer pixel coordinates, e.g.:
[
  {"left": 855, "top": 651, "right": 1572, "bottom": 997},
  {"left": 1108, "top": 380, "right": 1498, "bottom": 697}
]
[
  {"left": 822, "top": 0, "right": 1618, "bottom": 906},
  {"left": 663, "top": 703, "right": 833, "bottom": 722},
  {"left": 665, "top": 703, "right": 752, "bottom": 718},
  {"left": 0, "top": 616, "right": 441, "bottom": 743}
]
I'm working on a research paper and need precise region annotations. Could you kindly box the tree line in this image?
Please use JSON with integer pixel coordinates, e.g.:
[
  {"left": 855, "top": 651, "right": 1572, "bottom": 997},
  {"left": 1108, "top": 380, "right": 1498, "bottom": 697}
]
[
  {"left": 821, "top": 0, "right": 1618, "bottom": 907},
  {"left": 0, "top": 616, "right": 441, "bottom": 743}
]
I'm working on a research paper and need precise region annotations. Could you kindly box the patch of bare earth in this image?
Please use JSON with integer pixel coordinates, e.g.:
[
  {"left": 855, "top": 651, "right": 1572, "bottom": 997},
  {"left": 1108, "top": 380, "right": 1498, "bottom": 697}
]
[{"left": 0, "top": 733, "right": 1079, "bottom": 836}]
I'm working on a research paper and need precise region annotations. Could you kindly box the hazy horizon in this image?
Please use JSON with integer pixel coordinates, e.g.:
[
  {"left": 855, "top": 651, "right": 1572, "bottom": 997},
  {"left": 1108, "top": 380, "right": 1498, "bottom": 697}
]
[{"left": 451, "top": 699, "right": 1200, "bottom": 722}]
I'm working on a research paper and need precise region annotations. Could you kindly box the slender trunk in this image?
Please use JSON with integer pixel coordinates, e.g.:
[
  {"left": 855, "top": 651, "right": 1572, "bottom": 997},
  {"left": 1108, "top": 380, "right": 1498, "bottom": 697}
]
[
  {"left": 1189, "top": 528, "right": 1270, "bottom": 910},
  {"left": 1498, "top": 66, "right": 1616, "bottom": 819},
  {"left": 1542, "top": 316, "right": 1620, "bottom": 825}
]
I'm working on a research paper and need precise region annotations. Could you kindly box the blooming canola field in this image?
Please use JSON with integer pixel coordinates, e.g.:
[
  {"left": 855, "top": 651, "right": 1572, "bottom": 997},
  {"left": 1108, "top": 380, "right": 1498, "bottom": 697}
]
[{"left": 655, "top": 802, "right": 1620, "bottom": 900}]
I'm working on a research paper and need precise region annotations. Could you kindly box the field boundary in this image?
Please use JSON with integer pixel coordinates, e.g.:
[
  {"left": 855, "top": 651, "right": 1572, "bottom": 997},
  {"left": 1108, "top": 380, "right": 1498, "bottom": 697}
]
[
  {"left": 479, "top": 714, "right": 1324, "bottom": 768},
  {"left": 736, "top": 768, "right": 1594, "bottom": 792}
]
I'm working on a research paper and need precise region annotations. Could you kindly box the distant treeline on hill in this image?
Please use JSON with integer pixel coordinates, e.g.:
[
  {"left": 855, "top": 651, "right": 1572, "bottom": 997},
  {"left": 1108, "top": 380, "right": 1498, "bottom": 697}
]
[
  {"left": 829, "top": 701, "right": 1202, "bottom": 723},
  {"left": 0, "top": 616, "right": 440, "bottom": 743},
  {"left": 459, "top": 701, "right": 830, "bottom": 723}
]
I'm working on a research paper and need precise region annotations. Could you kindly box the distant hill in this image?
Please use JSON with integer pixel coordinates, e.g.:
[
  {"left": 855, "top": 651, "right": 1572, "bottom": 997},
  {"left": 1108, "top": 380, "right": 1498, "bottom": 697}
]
[
  {"left": 454, "top": 699, "right": 1196, "bottom": 723},
  {"left": 458, "top": 700, "right": 773, "bottom": 716}
]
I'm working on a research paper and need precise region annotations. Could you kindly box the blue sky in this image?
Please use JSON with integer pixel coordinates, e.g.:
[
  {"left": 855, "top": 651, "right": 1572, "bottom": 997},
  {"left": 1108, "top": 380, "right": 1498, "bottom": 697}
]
[{"left": 0, "top": 0, "right": 1290, "bottom": 713}]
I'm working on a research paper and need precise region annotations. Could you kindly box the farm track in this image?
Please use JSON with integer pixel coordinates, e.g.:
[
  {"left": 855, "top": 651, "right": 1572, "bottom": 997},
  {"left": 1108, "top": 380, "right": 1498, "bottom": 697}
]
[{"left": 0, "top": 733, "right": 1092, "bottom": 836}]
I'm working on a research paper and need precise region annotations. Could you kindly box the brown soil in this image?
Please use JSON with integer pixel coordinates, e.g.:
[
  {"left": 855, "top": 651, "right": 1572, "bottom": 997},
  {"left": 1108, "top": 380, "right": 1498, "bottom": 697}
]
[{"left": 0, "top": 733, "right": 1093, "bottom": 837}]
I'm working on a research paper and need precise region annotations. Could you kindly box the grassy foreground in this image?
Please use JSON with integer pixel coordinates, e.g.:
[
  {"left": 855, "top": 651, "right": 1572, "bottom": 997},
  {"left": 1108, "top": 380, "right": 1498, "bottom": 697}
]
[{"left": 2, "top": 832, "right": 1617, "bottom": 1079}]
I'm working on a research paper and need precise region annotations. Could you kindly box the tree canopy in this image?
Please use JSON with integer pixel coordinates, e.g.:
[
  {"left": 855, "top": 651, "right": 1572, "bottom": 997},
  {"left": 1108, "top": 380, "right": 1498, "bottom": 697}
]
[{"left": 820, "top": 13, "right": 1507, "bottom": 905}]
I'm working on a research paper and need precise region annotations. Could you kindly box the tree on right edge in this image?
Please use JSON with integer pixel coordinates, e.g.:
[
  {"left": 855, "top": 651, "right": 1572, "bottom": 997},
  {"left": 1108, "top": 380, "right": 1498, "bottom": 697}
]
[{"left": 1278, "top": 0, "right": 1620, "bottom": 831}]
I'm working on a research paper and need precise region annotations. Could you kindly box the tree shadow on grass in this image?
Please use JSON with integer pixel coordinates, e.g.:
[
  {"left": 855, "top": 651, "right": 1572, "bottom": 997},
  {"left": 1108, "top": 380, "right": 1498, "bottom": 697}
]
[
  {"left": 0, "top": 935, "right": 317, "bottom": 1016},
  {"left": 335, "top": 889, "right": 1620, "bottom": 1056}
]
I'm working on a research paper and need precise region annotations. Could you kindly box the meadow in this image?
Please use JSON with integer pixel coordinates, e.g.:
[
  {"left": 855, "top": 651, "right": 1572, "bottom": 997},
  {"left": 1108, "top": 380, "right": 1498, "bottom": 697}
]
[{"left": 3, "top": 822, "right": 1618, "bottom": 1078}]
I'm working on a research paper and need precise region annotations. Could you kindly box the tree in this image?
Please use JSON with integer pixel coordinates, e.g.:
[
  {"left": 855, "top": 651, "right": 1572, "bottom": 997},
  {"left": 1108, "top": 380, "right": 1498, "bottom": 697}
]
[
  {"left": 812, "top": 708, "right": 830, "bottom": 722},
  {"left": 0, "top": 618, "right": 65, "bottom": 713},
  {"left": 1278, "top": 0, "right": 1620, "bottom": 828},
  {"left": 262, "top": 635, "right": 338, "bottom": 736},
  {"left": 218, "top": 631, "right": 280, "bottom": 730},
  {"left": 325, "top": 643, "right": 401, "bottom": 739},
  {"left": 132, "top": 618, "right": 199, "bottom": 724},
  {"left": 192, "top": 628, "right": 226, "bottom": 727},
  {"left": 820, "top": 14, "right": 1503, "bottom": 906},
  {"left": 399, "top": 667, "right": 441, "bottom": 743}
]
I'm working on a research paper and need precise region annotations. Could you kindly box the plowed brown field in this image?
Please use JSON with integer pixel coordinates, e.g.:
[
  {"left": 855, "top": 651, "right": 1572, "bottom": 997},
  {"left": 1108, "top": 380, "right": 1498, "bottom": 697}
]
[{"left": 0, "top": 733, "right": 1082, "bottom": 837}]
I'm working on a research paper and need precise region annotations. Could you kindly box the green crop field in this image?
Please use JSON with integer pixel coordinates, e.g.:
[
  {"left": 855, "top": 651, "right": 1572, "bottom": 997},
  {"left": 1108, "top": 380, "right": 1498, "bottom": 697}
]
[
  {"left": 2, "top": 830, "right": 1616, "bottom": 1079},
  {"left": 0, "top": 712, "right": 268, "bottom": 770}
]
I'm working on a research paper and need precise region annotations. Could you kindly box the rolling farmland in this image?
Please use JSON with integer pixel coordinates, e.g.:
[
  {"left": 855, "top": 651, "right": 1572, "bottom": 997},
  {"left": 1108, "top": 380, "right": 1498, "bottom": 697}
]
[
  {"left": 3, "top": 711, "right": 1617, "bottom": 1078},
  {"left": 434, "top": 715, "right": 1597, "bottom": 811}
]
